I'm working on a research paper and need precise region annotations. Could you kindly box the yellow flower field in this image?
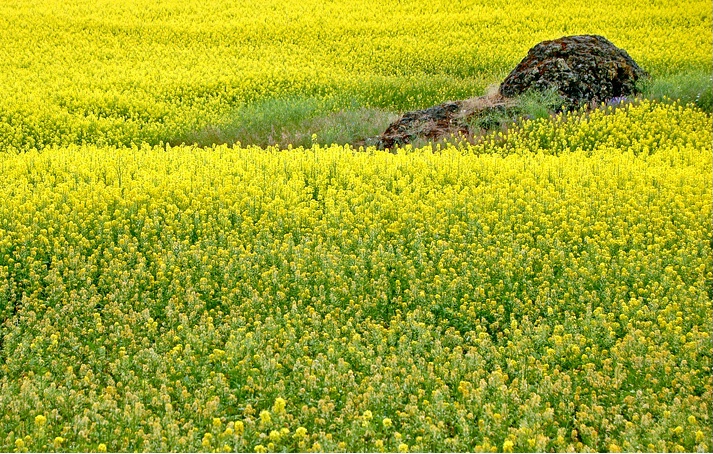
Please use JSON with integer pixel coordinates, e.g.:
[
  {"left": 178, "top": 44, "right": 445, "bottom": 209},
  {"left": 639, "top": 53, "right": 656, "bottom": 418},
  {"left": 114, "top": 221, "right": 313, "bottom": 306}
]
[
  {"left": 0, "top": 0, "right": 711, "bottom": 151},
  {"left": 1, "top": 0, "right": 712, "bottom": 452},
  {"left": 0, "top": 101, "right": 711, "bottom": 451}
]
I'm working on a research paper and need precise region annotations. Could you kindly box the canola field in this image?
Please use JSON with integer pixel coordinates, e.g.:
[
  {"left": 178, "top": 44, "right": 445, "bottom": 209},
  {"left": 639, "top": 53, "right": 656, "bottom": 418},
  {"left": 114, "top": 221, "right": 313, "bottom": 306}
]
[
  {"left": 1, "top": 0, "right": 712, "bottom": 453},
  {"left": 1, "top": 102, "right": 711, "bottom": 452},
  {"left": 0, "top": 0, "right": 711, "bottom": 151}
]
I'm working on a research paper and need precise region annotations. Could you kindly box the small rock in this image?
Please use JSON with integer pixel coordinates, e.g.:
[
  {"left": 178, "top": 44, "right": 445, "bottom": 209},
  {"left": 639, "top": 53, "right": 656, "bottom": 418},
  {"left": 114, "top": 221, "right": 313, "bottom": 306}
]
[
  {"left": 377, "top": 101, "right": 467, "bottom": 150},
  {"left": 376, "top": 94, "right": 516, "bottom": 150}
]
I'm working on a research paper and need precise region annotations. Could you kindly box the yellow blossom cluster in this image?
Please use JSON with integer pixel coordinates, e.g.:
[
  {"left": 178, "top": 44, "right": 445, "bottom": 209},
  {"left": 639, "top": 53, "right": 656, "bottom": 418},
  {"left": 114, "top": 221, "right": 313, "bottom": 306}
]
[
  {"left": 0, "top": 102, "right": 710, "bottom": 451},
  {"left": 0, "top": 0, "right": 711, "bottom": 152}
]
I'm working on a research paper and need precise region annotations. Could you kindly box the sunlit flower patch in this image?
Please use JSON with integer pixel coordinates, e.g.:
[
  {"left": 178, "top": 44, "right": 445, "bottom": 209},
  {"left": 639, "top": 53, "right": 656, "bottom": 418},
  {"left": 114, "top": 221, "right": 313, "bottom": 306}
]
[{"left": 0, "top": 102, "right": 710, "bottom": 451}]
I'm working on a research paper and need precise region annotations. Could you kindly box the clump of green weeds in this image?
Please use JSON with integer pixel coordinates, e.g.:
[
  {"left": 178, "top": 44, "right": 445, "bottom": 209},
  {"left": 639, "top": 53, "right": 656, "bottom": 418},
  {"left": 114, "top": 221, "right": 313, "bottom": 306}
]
[{"left": 467, "top": 88, "right": 565, "bottom": 133}]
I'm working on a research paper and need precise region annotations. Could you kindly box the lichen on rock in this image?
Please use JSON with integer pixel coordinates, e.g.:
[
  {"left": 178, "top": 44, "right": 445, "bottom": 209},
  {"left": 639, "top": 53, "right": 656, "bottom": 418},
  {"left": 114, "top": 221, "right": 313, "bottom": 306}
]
[{"left": 499, "top": 34, "right": 648, "bottom": 109}]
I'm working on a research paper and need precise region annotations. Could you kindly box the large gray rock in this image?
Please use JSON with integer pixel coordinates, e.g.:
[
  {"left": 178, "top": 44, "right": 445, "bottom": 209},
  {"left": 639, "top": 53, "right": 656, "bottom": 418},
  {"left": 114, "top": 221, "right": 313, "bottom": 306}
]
[{"left": 499, "top": 35, "right": 648, "bottom": 109}]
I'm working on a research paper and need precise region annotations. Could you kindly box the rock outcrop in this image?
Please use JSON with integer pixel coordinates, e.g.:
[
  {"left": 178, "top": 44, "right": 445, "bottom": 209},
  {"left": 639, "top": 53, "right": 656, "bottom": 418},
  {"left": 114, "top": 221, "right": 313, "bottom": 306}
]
[
  {"left": 377, "top": 94, "right": 514, "bottom": 150},
  {"left": 499, "top": 34, "right": 648, "bottom": 109},
  {"left": 377, "top": 35, "right": 648, "bottom": 149},
  {"left": 377, "top": 101, "right": 466, "bottom": 150}
]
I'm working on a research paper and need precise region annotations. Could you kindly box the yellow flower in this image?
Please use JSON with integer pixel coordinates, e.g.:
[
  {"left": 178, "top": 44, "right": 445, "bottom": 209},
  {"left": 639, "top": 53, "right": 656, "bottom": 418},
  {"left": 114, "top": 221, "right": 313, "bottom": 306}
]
[
  {"left": 398, "top": 443, "right": 409, "bottom": 452},
  {"left": 458, "top": 380, "right": 472, "bottom": 397},
  {"left": 259, "top": 410, "right": 272, "bottom": 426},
  {"left": 97, "top": 443, "right": 107, "bottom": 452},
  {"left": 273, "top": 397, "right": 287, "bottom": 414},
  {"left": 53, "top": 437, "right": 64, "bottom": 448},
  {"left": 503, "top": 440, "right": 514, "bottom": 452},
  {"left": 382, "top": 418, "right": 392, "bottom": 429},
  {"left": 34, "top": 414, "right": 47, "bottom": 426}
]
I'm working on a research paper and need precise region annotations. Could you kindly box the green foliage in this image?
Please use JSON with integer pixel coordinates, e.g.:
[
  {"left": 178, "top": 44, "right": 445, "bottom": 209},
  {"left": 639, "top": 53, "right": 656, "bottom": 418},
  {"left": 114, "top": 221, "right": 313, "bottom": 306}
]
[
  {"left": 639, "top": 71, "right": 713, "bottom": 112},
  {"left": 174, "top": 97, "right": 397, "bottom": 148},
  {"left": 468, "top": 88, "right": 565, "bottom": 134},
  {"left": 517, "top": 88, "right": 566, "bottom": 118}
]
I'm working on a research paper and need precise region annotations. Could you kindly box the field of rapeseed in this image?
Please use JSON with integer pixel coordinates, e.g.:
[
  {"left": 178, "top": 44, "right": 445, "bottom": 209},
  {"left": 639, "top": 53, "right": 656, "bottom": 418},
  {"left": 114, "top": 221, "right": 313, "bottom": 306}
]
[
  {"left": 1, "top": 0, "right": 712, "bottom": 452},
  {"left": 1, "top": 101, "right": 711, "bottom": 452},
  {"left": 0, "top": 0, "right": 711, "bottom": 151}
]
